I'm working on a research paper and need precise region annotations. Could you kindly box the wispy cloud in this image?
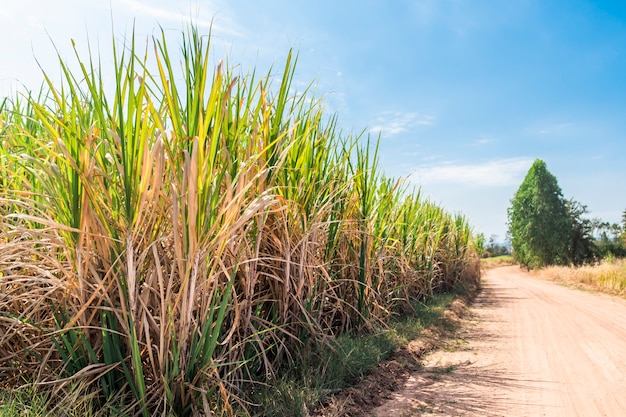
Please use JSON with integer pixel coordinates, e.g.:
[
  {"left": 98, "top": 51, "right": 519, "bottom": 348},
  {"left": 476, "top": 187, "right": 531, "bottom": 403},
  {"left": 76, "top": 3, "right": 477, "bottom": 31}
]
[
  {"left": 112, "top": 0, "right": 242, "bottom": 37},
  {"left": 409, "top": 157, "right": 534, "bottom": 187},
  {"left": 369, "top": 111, "right": 434, "bottom": 137}
]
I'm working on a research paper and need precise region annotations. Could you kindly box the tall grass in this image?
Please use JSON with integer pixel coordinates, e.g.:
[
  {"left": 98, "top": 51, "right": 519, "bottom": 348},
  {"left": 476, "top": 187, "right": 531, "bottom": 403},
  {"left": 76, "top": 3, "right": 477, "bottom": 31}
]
[
  {"left": 0, "top": 26, "right": 480, "bottom": 415},
  {"left": 536, "top": 259, "right": 626, "bottom": 295}
]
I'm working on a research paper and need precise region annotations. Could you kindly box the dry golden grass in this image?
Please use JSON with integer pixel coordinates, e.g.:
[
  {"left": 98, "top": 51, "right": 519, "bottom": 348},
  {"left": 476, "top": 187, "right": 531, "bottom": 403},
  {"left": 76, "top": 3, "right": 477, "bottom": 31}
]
[
  {"left": 534, "top": 259, "right": 626, "bottom": 296},
  {"left": 480, "top": 255, "right": 515, "bottom": 270}
]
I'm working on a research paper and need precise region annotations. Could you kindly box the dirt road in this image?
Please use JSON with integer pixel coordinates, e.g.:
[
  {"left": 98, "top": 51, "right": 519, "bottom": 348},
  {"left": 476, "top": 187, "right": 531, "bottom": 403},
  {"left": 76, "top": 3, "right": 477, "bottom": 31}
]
[{"left": 373, "top": 265, "right": 626, "bottom": 416}]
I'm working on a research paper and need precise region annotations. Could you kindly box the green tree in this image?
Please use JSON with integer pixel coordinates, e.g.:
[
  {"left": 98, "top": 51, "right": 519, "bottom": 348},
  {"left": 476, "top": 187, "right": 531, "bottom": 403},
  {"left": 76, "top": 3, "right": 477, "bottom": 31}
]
[
  {"left": 483, "top": 234, "right": 510, "bottom": 257},
  {"left": 593, "top": 215, "right": 626, "bottom": 258},
  {"left": 507, "top": 159, "right": 571, "bottom": 269},
  {"left": 565, "top": 199, "right": 597, "bottom": 265}
]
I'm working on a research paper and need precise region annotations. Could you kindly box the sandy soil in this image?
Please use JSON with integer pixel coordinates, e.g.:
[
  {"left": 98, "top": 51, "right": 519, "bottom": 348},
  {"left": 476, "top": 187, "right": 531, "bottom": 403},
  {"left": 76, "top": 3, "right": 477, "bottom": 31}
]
[{"left": 372, "top": 265, "right": 626, "bottom": 416}]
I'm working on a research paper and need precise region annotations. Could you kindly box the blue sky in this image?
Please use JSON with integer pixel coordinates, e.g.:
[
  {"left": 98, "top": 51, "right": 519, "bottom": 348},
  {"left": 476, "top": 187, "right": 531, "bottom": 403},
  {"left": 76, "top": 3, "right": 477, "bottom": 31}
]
[{"left": 1, "top": 0, "right": 625, "bottom": 241}]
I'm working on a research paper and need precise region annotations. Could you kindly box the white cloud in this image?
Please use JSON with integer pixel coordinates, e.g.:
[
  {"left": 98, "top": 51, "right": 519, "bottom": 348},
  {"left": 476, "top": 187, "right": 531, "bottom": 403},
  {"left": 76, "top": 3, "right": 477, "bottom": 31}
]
[
  {"left": 111, "top": 0, "right": 242, "bottom": 38},
  {"left": 409, "top": 157, "right": 534, "bottom": 187},
  {"left": 369, "top": 111, "right": 434, "bottom": 137},
  {"left": 114, "top": 0, "right": 211, "bottom": 26}
]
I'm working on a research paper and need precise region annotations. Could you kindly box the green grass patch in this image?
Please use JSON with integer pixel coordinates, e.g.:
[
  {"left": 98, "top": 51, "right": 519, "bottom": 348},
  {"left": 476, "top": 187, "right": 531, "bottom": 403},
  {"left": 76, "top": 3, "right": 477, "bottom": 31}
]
[
  {"left": 0, "top": 384, "right": 100, "bottom": 417},
  {"left": 0, "top": 387, "right": 50, "bottom": 417}
]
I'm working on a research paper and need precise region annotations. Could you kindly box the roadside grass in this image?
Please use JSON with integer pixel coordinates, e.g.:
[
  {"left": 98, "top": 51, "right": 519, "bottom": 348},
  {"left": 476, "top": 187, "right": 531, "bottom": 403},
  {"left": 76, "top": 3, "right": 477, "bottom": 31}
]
[
  {"left": 534, "top": 258, "right": 626, "bottom": 296},
  {"left": 481, "top": 255, "right": 515, "bottom": 270},
  {"left": 222, "top": 290, "right": 461, "bottom": 417},
  {"left": 0, "top": 387, "right": 50, "bottom": 417}
]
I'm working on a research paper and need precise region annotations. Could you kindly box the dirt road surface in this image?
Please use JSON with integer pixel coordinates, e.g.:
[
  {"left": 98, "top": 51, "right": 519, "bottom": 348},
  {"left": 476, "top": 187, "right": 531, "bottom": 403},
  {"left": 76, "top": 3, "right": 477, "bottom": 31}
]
[{"left": 373, "top": 265, "right": 626, "bottom": 416}]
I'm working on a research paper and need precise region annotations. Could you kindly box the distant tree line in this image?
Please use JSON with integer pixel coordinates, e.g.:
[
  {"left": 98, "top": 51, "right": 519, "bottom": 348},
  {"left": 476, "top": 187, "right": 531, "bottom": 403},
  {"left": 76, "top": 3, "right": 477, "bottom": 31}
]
[
  {"left": 507, "top": 159, "right": 625, "bottom": 269},
  {"left": 478, "top": 234, "right": 511, "bottom": 258}
]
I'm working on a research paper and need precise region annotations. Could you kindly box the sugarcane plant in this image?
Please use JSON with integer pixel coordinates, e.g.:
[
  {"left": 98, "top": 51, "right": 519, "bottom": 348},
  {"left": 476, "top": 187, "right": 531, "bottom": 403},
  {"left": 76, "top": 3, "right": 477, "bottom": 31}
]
[{"left": 0, "top": 25, "right": 481, "bottom": 415}]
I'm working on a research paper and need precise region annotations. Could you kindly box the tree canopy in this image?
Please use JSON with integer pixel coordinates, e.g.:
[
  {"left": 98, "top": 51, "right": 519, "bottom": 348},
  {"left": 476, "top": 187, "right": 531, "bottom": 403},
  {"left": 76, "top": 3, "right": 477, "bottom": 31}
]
[
  {"left": 507, "top": 159, "right": 572, "bottom": 268},
  {"left": 508, "top": 160, "right": 625, "bottom": 268},
  {"left": 565, "top": 199, "right": 597, "bottom": 265}
]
